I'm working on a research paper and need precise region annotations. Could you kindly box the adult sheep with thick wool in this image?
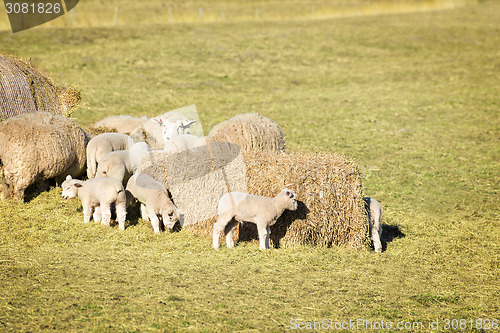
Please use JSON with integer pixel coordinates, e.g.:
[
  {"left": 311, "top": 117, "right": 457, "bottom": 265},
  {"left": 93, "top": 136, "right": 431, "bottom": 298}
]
[
  {"left": 0, "top": 112, "right": 91, "bottom": 200},
  {"left": 86, "top": 133, "right": 134, "bottom": 179},
  {"left": 93, "top": 115, "right": 148, "bottom": 134}
]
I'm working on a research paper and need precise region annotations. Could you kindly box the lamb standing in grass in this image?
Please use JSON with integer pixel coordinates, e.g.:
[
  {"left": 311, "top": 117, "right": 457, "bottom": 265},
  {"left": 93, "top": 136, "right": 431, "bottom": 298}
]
[
  {"left": 95, "top": 150, "right": 133, "bottom": 186},
  {"left": 364, "top": 197, "right": 383, "bottom": 253},
  {"left": 213, "top": 189, "right": 298, "bottom": 250},
  {"left": 86, "top": 133, "right": 134, "bottom": 179},
  {"left": 126, "top": 173, "right": 182, "bottom": 233},
  {"left": 61, "top": 175, "right": 127, "bottom": 230}
]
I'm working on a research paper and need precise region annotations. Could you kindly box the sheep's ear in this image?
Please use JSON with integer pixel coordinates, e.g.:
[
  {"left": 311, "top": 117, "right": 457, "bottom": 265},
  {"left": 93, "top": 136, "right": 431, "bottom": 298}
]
[
  {"left": 153, "top": 118, "right": 163, "bottom": 126},
  {"left": 66, "top": 175, "right": 72, "bottom": 181},
  {"left": 285, "top": 190, "right": 294, "bottom": 198},
  {"left": 182, "top": 120, "right": 196, "bottom": 128}
]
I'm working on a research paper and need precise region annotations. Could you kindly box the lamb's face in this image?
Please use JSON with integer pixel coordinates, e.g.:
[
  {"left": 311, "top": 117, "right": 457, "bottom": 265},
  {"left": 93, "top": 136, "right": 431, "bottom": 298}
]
[
  {"left": 61, "top": 179, "right": 80, "bottom": 199},
  {"left": 162, "top": 207, "right": 180, "bottom": 230},
  {"left": 282, "top": 189, "right": 298, "bottom": 211}
]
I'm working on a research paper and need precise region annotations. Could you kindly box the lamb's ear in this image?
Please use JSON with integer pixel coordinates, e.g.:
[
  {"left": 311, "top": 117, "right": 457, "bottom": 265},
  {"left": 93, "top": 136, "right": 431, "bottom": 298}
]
[
  {"left": 153, "top": 118, "right": 163, "bottom": 126},
  {"left": 285, "top": 190, "right": 294, "bottom": 198},
  {"left": 65, "top": 175, "right": 72, "bottom": 181},
  {"left": 182, "top": 120, "right": 196, "bottom": 128}
]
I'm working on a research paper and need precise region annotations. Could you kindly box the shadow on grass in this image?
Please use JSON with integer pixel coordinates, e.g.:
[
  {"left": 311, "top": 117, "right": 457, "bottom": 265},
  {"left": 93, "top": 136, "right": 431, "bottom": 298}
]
[{"left": 380, "top": 224, "right": 405, "bottom": 252}]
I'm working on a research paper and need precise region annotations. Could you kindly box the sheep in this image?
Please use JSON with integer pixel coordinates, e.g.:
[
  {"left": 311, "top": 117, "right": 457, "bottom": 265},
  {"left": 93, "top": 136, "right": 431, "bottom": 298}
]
[
  {"left": 129, "top": 142, "right": 151, "bottom": 173},
  {"left": 0, "top": 112, "right": 91, "bottom": 201},
  {"left": 86, "top": 133, "right": 134, "bottom": 179},
  {"left": 213, "top": 189, "right": 298, "bottom": 250},
  {"left": 163, "top": 134, "right": 207, "bottom": 154},
  {"left": 364, "top": 197, "right": 383, "bottom": 253},
  {"left": 126, "top": 173, "right": 182, "bottom": 234},
  {"left": 95, "top": 150, "right": 133, "bottom": 186},
  {"left": 93, "top": 115, "right": 148, "bottom": 134},
  {"left": 61, "top": 175, "right": 127, "bottom": 230}
]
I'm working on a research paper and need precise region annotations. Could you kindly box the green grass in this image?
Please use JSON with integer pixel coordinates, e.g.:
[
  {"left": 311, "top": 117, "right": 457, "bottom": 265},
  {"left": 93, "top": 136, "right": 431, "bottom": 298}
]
[{"left": 1, "top": 0, "right": 499, "bottom": 331}]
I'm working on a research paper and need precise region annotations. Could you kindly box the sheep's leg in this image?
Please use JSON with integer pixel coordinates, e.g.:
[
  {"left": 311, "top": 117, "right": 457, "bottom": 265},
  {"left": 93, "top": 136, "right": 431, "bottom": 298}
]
[
  {"left": 257, "top": 223, "right": 271, "bottom": 250},
  {"left": 93, "top": 206, "right": 101, "bottom": 223},
  {"left": 148, "top": 208, "right": 161, "bottom": 234},
  {"left": 140, "top": 204, "right": 149, "bottom": 220},
  {"left": 82, "top": 204, "right": 93, "bottom": 224},
  {"left": 372, "top": 223, "right": 382, "bottom": 253},
  {"left": 224, "top": 219, "right": 239, "bottom": 249},
  {"left": 116, "top": 201, "right": 127, "bottom": 231},
  {"left": 213, "top": 214, "right": 231, "bottom": 249},
  {"left": 100, "top": 203, "right": 112, "bottom": 226}
]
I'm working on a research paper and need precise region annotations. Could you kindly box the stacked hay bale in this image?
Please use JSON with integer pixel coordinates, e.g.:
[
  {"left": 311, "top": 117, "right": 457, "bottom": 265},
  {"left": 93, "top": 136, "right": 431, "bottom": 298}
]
[
  {"left": 186, "top": 151, "right": 368, "bottom": 249},
  {"left": 208, "top": 112, "right": 286, "bottom": 152},
  {"left": 0, "top": 54, "right": 81, "bottom": 121}
]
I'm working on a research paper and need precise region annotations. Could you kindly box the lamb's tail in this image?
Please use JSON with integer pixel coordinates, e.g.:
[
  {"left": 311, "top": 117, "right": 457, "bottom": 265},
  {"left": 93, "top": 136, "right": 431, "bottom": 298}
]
[{"left": 87, "top": 153, "right": 97, "bottom": 179}]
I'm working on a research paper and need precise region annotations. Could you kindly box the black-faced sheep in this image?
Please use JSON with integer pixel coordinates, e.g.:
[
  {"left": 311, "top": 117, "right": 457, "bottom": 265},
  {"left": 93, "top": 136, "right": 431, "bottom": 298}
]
[
  {"left": 95, "top": 150, "right": 133, "bottom": 186},
  {"left": 86, "top": 133, "right": 134, "bottom": 179},
  {"left": 126, "top": 173, "right": 182, "bottom": 233},
  {"left": 61, "top": 175, "right": 127, "bottom": 230},
  {"left": 213, "top": 189, "right": 298, "bottom": 250},
  {"left": 364, "top": 197, "right": 383, "bottom": 253},
  {"left": 0, "top": 112, "right": 91, "bottom": 200}
]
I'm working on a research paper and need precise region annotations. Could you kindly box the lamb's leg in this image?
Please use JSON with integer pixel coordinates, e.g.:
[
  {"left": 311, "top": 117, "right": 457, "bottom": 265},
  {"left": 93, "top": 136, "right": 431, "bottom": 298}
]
[
  {"left": 116, "top": 201, "right": 127, "bottom": 231},
  {"left": 93, "top": 206, "right": 101, "bottom": 223},
  {"left": 257, "top": 223, "right": 271, "bottom": 250},
  {"left": 140, "top": 204, "right": 149, "bottom": 220},
  {"left": 213, "top": 214, "right": 231, "bottom": 249},
  {"left": 82, "top": 204, "right": 93, "bottom": 224},
  {"left": 100, "top": 203, "right": 112, "bottom": 226},
  {"left": 372, "top": 222, "right": 382, "bottom": 253},
  {"left": 149, "top": 211, "right": 161, "bottom": 234},
  {"left": 224, "top": 219, "right": 239, "bottom": 249}
]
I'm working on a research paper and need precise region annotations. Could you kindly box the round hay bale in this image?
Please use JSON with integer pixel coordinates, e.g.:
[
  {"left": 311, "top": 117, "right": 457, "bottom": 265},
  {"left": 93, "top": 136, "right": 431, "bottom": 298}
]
[
  {"left": 0, "top": 54, "right": 81, "bottom": 121},
  {"left": 185, "top": 151, "right": 368, "bottom": 249},
  {"left": 207, "top": 113, "right": 286, "bottom": 153}
]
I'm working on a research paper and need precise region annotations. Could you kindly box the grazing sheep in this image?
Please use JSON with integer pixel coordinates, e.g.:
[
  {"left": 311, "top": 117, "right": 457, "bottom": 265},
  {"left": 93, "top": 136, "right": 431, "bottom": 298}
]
[
  {"left": 129, "top": 142, "right": 151, "bottom": 173},
  {"left": 0, "top": 112, "right": 91, "bottom": 200},
  {"left": 364, "top": 197, "right": 383, "bottom": 253},
  {"left": 86, "top": 133, "right": 134, "bottom": 179},
  {"left": 61, "top": 175, "right": 127, "bottom": 230},
  {"left": 163, "top": 134, "right": 207, "bottom": 154},
  {"left": 93, "top": 115, "right": 149, "bottom": 134},
  {"left": 126, "top": 173, "right": 182, "bottom": 233},
  {"left": 213, "top": 189, "right": 298, "bottom": 250},
  {"left": 95, "top": 150, "right": 133, "bottom": 186}
]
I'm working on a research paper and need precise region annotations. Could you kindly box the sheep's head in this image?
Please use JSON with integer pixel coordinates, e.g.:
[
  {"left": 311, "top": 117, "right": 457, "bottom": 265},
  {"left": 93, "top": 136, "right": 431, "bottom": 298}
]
[
  {"left": 154, "top": 118, "right": 197, "bottom": 141},
  {"left": 61, "top": 175, "right": 82, "bottom": 199},
  {"left": 279, "top": 188, "right": 298, "bottom": 211},
  {"left": 161, "top": 206, "right": 181, "bottom": 230}
]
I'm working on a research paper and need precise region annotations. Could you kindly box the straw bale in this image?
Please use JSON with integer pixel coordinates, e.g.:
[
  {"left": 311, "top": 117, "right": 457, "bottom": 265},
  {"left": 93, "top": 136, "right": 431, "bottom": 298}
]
[
  {"left": 137, "top": 141, "right": 247, "bottom": 226},
  {"left": 0, "top": 54, "right": 81, "bottom": 121},
  {"left": 208, "top": 113, "right": 286, "bottom": 153},
  {"left": 186, "top": 151, "right": 368, "bottom": 249}
]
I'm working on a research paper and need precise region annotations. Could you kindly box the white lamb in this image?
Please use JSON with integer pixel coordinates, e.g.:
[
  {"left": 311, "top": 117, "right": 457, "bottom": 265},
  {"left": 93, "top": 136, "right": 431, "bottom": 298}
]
[
  {"left": 95, "top": 150, "right": 133, "bottom": 186},
  {"left": 61, "top": 175, "right": 127, "bottom": 230},
  {"left": 364, "top": 197, "right": 383, "bottom": 253},
  {"left": 86, "top": 133, "right": 134, "bottom": 179},
  {"left": 213, "top": 189, "right": 298, "bottom": 250},
  {"left": 163, "top": 134, "right": 207, "bottom": 154},
  {"left": 129, "top": 142, "right": 152, "bottom": 173},
  {"left": 125, "top": 173, "right": 182, "bottom": 234}
]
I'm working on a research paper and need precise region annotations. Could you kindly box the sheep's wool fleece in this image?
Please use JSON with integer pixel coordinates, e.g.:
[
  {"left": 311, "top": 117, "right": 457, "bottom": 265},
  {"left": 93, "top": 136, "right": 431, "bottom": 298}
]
[{"left": 0, "top": 112, "right": 90, "bottom": 197}]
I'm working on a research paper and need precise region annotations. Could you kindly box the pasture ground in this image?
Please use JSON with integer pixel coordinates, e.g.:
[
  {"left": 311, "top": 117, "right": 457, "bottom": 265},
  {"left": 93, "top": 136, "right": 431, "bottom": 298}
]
[{"left": 0, "top": 0, "right": 499, "bottom": 331}]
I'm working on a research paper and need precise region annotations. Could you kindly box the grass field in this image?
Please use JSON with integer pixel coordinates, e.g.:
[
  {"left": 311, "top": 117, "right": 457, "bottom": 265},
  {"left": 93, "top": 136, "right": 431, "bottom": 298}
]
[{"left": 0, "top": 0, "right": 499, "bottom": 331}]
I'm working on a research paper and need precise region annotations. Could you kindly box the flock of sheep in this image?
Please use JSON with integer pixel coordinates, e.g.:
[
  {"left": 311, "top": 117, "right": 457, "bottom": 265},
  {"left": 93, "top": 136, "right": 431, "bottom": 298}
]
[{"left": 0, "top": 110, "right": 383, "bottom": 252}]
